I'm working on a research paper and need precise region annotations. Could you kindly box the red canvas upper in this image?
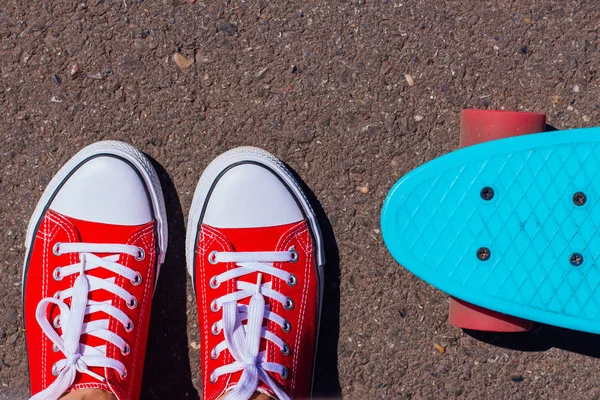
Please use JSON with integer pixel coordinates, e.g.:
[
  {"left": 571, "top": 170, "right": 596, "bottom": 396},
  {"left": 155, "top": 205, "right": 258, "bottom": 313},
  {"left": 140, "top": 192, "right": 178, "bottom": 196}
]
[
  {"left": 23, "top": 209, "right": 158, "bottom": 400},
  {"left": 194, "top": 220, "right": 319, "bottom": 400}
]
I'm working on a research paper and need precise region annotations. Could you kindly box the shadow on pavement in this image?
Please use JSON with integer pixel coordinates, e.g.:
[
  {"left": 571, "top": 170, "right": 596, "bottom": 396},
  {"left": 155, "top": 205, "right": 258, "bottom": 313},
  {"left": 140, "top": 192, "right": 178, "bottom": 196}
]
[
  {"left": 465, "top": 323, "right": 600, "bottom": 358},
  {"left": 141, "top": 157, "right": 198, "bottom": 399},
  {"left": 286, "top": 164, "right": 342, "bottom": 398}
]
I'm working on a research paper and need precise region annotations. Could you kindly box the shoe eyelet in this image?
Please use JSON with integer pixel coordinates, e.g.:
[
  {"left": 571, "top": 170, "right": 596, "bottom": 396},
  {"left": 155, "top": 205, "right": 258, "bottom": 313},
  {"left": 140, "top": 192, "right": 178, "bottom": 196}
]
[
  {"left": 52, "top": 242, "right": 62, "bottom": 256},
  {"left": 208, "top": 251, "right": 218, "bottom": 264},
  {"left": 126, "top": 297, "right": 138, "bottom": 309},
  {"left": 53, "top": 315, "right": 61, "bottom": 329},
  {"left": 287, "top": 274, "right": 297, "bottom": 287},
  {"left": 131, "top": 272, "right": 143, "bottom": 286},
  {"left": 53, "top": 267, "right": 63, "bottom": 281},
  {"left": 121, "top": 344, "right": 131, "bottom": 356},
  {"left": 135, "top": 248, "right": 145, "bottom": 261},
  {"left": 120, "top": 368, "right": 128, "bottom": 379},
  {"left": 124, "top": 320, "right": 134, "bottom": 332},
  {"left": 209, "top": 276, "right": 220, "bottom": 289},
  {"left": 210, "top": 348, "right": 219, "bottom": 359},
  {"left": 210, "top": 300, "right": 220, "bottom": 312},
  {"left": 289, "top": 248, "right": 298, "bottom": 263},
  {"left": 53, "top": 291, "right": 61, "bottom": 300},
  {"left": 52, "top": 343, "right": 59, "bottom": 352},
  {"left": 51, "top": 363, "right": 60, "bottom": 376},
  {"left": 280, "top": 366, "right": 288, "bottom": 380},
  {"left": 281, "top": 343, "right": 291, "bottom": 356},
  {"left": 210, "top": 372, "right": 218, "bottom": 384},
  {"left": 284, "top": 298, "right": 294, "bottom": 310},
  {"left": 282, "top": 320, "right": 292, "bottom": 333},
  {"left": 211, "top": 322, "right": 221, "bottom": 335}
]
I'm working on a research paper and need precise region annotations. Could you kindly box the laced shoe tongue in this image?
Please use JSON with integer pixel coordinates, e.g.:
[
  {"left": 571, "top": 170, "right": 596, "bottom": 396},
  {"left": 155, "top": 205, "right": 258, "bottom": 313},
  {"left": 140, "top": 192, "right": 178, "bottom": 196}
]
[
  {"left": 57, "top": 211, "right": 150, "bottom": 296},
  {"left": 216, "top": 222, "right": 300, "bottom": 304},
  {"left": 51, "top": 211, "right": 151, "bottom": 388},
  {"left": 213, "top": 222, "right": 303, "bottom": 398}
]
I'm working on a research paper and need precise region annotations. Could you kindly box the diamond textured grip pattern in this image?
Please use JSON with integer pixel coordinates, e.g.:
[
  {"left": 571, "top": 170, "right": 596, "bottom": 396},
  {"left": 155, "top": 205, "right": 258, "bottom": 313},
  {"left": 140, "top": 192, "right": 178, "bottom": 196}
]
[{"left": 381, "top": 127, "right": 600, "bottom": 333}]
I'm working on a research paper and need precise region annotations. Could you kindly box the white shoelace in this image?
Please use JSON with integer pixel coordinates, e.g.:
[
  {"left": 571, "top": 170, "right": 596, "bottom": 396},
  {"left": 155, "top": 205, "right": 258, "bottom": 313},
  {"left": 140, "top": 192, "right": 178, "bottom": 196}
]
[
  {"left": 209, "top": 250, "right": 298, "bottom": 400},
  {"left": 30, "top": 242, "right": 144, "bottom": 400}
]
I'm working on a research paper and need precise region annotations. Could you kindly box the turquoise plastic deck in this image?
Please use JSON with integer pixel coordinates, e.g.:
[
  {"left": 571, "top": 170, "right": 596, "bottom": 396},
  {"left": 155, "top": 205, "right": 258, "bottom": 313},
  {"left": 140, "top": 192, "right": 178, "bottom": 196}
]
[{"left": 381, "top": 127, "right": 600, "bottom": 333}]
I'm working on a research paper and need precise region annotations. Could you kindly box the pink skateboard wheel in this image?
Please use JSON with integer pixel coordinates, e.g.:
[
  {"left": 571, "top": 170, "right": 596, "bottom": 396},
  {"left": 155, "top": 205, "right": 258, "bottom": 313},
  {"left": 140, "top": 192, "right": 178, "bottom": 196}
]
[
  {"left": 449, "top": 297, "right": 533, "bottom": 332},
  {"left": 449, "top": 109, "right": 546, "bottom": 332},
  {"left": 460, "top": 109, "right": 546, "bottom": 147}
]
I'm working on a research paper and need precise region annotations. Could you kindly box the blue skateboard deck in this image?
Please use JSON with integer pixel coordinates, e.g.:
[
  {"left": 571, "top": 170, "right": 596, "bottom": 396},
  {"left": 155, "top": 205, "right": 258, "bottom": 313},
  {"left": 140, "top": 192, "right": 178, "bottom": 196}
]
[{"left": 381, "top": 127, "right": 600, "bottom": 334}]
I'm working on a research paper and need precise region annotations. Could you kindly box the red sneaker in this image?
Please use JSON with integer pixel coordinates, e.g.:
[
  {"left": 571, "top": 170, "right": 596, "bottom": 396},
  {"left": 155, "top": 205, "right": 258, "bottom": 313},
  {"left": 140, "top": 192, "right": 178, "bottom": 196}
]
[
  {"left": 22, "top": 141, "right": 168, "bottom": 400},
  {"left": 186, "top": 147, "right": 325, "bottom": 400}
]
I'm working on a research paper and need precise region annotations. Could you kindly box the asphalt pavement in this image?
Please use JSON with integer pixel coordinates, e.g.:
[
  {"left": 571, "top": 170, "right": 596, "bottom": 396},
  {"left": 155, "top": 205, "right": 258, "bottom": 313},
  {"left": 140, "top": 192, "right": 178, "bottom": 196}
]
[{"left": 2, "top": 1, "right": 600, "bottom": 399}]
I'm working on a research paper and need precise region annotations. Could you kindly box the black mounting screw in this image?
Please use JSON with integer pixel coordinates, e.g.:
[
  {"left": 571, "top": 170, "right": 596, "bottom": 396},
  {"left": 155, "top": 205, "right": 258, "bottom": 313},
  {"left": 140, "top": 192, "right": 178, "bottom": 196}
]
[
  {"left": 570, "top": 253, "right": 583, "bottom": 266},
  {"left": 573, "top": 192, "right": 586, "bottom": 206},
  {"left": 480, "top": 187, "right": 494, "bottom": 201},
  {"left": 477, "top": 247, "right": 491, "bottom": 261}
]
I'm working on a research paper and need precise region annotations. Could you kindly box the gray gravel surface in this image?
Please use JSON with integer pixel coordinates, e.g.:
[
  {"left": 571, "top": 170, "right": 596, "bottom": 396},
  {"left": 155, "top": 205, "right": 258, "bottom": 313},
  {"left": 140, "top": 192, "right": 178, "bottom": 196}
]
[{"left": 2, "top": 1, "right": 600, "bottom": 399}]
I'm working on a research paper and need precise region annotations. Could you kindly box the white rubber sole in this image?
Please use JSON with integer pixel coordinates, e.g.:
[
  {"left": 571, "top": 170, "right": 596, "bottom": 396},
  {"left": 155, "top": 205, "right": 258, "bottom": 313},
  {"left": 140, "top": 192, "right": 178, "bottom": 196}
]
[
  {"left": 185, "top": 146, "right": 326, "bottom": 395},
  {"left": 22, "top": 140, "right": 168, "bottom": 289}
]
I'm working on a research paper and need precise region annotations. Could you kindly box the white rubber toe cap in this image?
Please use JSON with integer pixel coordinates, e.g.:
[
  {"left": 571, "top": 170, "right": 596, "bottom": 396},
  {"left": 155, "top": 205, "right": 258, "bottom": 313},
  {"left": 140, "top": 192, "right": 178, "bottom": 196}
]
[
  {"left": 49, "top": 156, "right": 153, "bottom": 225},
  {"left": 202, "top": 163, "right": 304, "bottom": 228}
]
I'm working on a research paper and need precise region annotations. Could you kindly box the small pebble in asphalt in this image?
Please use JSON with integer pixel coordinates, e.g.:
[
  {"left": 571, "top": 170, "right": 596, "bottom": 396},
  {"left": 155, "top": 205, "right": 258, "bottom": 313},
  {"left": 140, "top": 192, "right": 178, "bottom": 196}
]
[
  {"left": 70, "top": 63, "right": 80, "bottom": 76},
  {"left": 51, "top": 74, "right": 61, "bottom": 85},
  {"left": 173, "top": 53, "right": 194, "bottom": 70},
  {"left": 291, "top": 64, "right": 298, "bottom": 73}
]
